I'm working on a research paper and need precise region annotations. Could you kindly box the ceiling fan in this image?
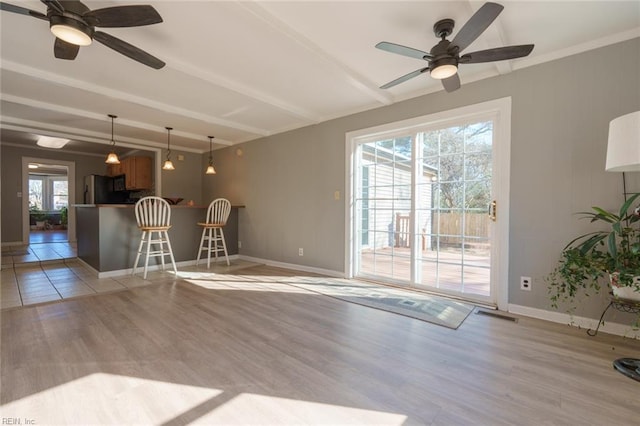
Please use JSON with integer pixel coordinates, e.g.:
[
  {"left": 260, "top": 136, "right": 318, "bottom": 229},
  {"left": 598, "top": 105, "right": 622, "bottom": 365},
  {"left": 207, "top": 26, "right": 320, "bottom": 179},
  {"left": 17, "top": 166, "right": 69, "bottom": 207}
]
[
  {"left": 376, "top": 2, "right": 534, "bottom": 92},
  {"left": 0, "top": 0, "right": 165, "bottom": 69}
]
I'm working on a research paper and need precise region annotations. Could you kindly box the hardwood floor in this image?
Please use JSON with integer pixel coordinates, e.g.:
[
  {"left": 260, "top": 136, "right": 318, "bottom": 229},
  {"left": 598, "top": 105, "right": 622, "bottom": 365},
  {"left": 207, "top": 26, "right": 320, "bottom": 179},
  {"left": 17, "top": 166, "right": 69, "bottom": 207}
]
[{"left": 1, "top": 265, "right": 638, "bottom": 425}]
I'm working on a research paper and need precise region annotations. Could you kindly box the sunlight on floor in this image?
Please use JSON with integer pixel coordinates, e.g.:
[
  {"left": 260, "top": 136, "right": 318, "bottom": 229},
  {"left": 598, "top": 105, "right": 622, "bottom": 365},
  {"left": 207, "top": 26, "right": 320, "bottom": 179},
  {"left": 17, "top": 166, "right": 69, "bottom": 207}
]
[
  {"left": 195, "top": 393, "right": 407, "bottom": 425},
  {"left": 177, "top": 270, "right": 319, "bottom": 293},
  {"left": 184, "top": 278, "right": 311, "bottom": 293},
  {"left": 1, "top": 373, "right": 222, "bottom": 425},
  {"left": 1, "top": 373, "right": 406, "bottom": 425}
]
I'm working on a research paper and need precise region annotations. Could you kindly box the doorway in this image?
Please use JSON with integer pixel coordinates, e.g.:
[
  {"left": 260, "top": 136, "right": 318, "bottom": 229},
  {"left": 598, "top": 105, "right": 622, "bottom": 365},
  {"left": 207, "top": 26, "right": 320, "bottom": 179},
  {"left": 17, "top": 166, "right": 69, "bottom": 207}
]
[
  {"left": 346, "top": 98, "right": 511, "bottom": 309},
  {"left": 22, "top": 157, "right": 76, "bottom": 244}
]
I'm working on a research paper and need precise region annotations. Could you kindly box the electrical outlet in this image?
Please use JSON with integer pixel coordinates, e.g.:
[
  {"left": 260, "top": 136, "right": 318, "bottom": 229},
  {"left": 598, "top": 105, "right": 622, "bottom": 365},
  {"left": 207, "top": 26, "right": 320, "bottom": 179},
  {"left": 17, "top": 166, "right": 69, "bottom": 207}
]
[
  {"left": 520, "top": 276, "right": 532, "bottom": 291},
  {"left": 298, "top": 248, "right": 304, "bottom": 256}
]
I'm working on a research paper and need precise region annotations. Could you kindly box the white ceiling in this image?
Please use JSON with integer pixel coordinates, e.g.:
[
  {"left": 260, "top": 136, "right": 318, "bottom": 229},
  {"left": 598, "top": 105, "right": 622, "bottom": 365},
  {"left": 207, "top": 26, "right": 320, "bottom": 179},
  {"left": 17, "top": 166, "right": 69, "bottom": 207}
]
[{"left": 1, "top": 1, "right": 639, "bottom": 156}]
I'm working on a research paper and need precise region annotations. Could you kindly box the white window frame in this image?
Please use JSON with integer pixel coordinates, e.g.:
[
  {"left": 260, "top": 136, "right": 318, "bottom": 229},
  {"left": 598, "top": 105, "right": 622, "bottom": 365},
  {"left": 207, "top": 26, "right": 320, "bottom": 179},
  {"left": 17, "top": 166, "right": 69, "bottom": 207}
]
[{"left": 345, "top": 97, "right": 511, "bottom": 309}]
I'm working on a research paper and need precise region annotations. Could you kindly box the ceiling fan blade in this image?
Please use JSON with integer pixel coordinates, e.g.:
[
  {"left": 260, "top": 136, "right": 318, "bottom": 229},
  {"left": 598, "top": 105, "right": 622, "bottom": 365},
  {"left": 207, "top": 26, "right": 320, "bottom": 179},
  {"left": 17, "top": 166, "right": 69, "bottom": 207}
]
[
  {"left": 376, "top": 42, "right": 431, "bottom": 61},
  {"left": 94, "top": 31, "right": 165, "bottom": 69},
  {"left": 460, "top": 44, "right": 534, "bottom": 64},
  {"left": 85, "top": 5, "right": 163, "bottom": 28},
  {"left": 54, "top": 37, "right": 79, "bottom": 60},
  {"left": 451, "top": 2, "right": 504, "bottom": 52},
  {"left": 380, "top": 67, "right": 429, "bottom": 89},
  {"left": 441, "top": 73, "right": 461, "bottom": 92},
  {"left": 40, "top": 0, "right": 64, "bottom": 14},
  {"left": 1, "top": 2, "right": 47, "bottom": 20}
]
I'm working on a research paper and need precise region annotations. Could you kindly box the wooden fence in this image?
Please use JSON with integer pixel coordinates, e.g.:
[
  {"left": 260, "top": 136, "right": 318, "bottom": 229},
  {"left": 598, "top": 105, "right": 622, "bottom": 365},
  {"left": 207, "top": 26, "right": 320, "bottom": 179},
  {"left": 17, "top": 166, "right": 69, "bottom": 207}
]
[{"left": 395, "top": 212, "right": 489, "bottom": 249}]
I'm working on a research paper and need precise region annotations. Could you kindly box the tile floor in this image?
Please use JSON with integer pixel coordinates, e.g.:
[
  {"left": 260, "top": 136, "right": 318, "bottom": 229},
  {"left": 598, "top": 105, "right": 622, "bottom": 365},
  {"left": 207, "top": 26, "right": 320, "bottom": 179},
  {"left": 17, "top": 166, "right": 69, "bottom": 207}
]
[{"left": 1, "top": 232, "right": 253, "bottom": 310}]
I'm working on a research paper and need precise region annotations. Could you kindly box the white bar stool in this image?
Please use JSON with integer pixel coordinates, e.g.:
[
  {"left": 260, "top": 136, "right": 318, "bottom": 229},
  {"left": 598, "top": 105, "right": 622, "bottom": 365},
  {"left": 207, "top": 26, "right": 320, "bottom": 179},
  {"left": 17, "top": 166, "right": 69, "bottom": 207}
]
[
  {"left": 196, "top": 198, "right": 231, "bottom": 267},
  {"left": 132, "top": 196, "right": 177, "bottom": 279}
]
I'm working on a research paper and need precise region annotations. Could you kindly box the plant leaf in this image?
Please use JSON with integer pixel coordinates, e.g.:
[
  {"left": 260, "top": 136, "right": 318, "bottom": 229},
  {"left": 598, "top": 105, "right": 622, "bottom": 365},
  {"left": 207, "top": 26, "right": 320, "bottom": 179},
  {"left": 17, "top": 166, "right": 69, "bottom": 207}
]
[
  {"left": 619, "top": 193, "right": 640, "bottom": 217},
  {"left": 607, "top": 232, "right": 617, "bottom": 260}
]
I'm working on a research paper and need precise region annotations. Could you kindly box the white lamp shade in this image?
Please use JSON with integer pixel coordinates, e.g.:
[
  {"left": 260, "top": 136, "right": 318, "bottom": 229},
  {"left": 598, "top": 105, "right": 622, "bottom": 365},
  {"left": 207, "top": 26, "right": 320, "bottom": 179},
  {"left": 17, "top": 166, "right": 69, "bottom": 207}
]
[{"left": 606, "top": 111, "right": 640, "bottom": 172}]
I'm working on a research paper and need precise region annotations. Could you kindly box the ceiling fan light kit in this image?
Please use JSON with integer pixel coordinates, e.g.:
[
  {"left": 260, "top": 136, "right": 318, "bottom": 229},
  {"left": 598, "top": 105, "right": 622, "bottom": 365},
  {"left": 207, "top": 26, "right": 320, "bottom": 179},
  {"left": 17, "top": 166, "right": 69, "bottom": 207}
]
[
  {"left": 430, "top": 58, "right": 458, "bottom": 80},
  {"left": 49, "top": 14, "right": 93, "bottom": 46},
  {"left": 376, "top": 2, "right": 534, "bottom": 92},
  {"left": 0, "top": 0, "right": 165, "bottom": 68}
]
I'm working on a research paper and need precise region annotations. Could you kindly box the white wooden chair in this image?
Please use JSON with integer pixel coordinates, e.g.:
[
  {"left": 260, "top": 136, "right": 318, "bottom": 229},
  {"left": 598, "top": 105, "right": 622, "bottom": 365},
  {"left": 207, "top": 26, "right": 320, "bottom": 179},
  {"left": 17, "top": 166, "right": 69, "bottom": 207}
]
[
  {"left": 196, "top": 198, "right": 231, "bottom": 267},
  {"left": 132, "top": 196, "right": 177, "bottom": 278}
]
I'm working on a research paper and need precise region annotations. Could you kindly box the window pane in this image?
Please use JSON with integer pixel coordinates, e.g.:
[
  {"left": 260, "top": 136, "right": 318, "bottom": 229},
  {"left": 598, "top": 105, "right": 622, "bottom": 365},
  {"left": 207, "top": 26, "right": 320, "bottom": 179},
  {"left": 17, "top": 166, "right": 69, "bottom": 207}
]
[
  {"left": 53, "top": 180, "right": 68, "bottom": 209},
  {"left": 29, "top": 179, "right": 43, "bottom": 210}
]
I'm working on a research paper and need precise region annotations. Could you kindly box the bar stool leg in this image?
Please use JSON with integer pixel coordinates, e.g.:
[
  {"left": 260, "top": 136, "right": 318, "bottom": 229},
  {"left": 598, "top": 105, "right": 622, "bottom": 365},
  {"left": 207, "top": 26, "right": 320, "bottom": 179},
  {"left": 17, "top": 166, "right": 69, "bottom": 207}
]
[
  {"left": 219, "top": 228, "right": 230, "bottom": 266},
  {"left": 133, "top": 230, "right": 146, "bottom": 276},
  {"left": 196, "top": 227, "right": 206, "bottom": 266},
  {"left": 205, "top": 228, "right": 212, "bottom": 268},
  {"left": 143, "top": 231, "right": 153, "bottom": 279},
  {"left": 163, "top": 230, "right": 177, "bottom": 274}
]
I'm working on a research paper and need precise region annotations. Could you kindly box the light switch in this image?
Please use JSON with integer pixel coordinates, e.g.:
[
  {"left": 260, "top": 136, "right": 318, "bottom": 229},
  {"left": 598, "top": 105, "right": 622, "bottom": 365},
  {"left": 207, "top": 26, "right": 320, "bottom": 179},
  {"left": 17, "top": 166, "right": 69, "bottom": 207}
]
[{"left": 334, "top": 191, "right": 340, "bottom": 200}]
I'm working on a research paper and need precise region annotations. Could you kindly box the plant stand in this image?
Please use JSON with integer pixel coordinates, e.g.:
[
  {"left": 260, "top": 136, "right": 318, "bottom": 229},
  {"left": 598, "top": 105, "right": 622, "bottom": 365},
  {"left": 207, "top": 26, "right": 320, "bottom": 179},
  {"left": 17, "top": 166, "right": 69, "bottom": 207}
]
[
  {"left": 587, "top": 295, "right": 640, "bottom": 382},
  {"left": 587, "top": 295, "right": 640, "bottom": 336}
]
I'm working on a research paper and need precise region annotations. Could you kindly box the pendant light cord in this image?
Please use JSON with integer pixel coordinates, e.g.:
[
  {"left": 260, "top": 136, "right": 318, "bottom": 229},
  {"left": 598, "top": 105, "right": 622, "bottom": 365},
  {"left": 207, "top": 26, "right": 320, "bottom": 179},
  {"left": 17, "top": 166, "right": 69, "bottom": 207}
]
[
  {"left": 208, "top": 136, "right": 214, "bottom": 163},
  {"left": 109, "top": 114, "right": 117, "bottom": 147},
  {"left": 166, "top": 127, "right": 173, "bottom": 160}
]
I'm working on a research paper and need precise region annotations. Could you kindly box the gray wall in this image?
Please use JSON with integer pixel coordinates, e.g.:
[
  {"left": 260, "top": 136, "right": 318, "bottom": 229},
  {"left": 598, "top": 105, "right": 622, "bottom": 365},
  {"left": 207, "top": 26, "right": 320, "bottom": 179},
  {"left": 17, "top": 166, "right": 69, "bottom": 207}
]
[
  {"left": 206, "top": 38, "right": 640, "bottom": 319},
  {"left": 160, "top": 148, "right": 204, "bottom": 206},
  {"left": 0, "top": 145, "right": 109, "bottom": 242}
]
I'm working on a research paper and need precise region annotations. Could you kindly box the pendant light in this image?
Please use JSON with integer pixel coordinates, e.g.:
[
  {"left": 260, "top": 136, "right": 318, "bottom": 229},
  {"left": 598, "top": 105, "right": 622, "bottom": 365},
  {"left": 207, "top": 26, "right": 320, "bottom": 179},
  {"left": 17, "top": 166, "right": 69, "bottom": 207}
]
[
  {"left": 105, "top": 114, "right": 121, "bottom": 165},
  {"left": 162, "top": 127, "right": 175, "bottom": 170},
  {"left": 205, "top": 136, "right": 217, "bottom": 175}
]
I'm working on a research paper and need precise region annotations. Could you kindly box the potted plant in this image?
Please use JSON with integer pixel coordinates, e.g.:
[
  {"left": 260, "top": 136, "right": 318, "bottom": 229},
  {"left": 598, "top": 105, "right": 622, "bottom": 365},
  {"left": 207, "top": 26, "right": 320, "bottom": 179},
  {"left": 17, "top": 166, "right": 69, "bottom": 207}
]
[
  {"left": 60, "top": 206, "right": 68, "bottom": 229},
  {"left": 29, "top": 203, "right": 47, "bottom": 230},
  {"left": 547, "top": 193, "right": 640, "bottom": 312}
]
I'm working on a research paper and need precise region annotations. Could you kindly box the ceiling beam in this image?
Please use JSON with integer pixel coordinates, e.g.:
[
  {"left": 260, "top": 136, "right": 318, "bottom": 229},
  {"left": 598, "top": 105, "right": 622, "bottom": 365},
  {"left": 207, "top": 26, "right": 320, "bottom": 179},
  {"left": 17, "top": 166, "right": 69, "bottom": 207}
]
[
  {"left": 1, "top": 94, "right": 234, "bottom": 146},
  {"left": 1, "top": 60, "right": 270, "bottom": 137}
]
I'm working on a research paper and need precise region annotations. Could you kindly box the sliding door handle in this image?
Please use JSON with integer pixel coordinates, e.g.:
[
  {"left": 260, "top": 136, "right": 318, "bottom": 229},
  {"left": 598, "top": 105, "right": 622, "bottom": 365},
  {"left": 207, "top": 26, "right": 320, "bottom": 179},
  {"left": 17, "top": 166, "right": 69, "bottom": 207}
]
[{"left": 488, "top": 200, "right": 497, "bottom": 222}]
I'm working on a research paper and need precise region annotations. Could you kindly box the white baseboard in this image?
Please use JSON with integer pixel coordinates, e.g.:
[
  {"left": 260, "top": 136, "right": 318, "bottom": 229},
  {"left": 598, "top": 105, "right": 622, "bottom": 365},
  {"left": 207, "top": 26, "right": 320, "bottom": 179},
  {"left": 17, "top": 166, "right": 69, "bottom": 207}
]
[
  {"left": 238, "top": 255, "right": 345, "bottom": 278},
  {"left": 508, "top": 303, "right": 639, "bottom": 339},
  {"left": 90, "top": 255, "right": 239, "bottom": 278}
]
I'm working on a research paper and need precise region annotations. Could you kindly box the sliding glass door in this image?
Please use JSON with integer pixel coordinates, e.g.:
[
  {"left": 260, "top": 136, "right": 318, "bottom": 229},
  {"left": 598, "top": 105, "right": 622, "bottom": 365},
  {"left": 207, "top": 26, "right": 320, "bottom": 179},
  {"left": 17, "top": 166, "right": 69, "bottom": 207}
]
[{"left": 350, "top": 100, "right": 510, "bottom": 306}]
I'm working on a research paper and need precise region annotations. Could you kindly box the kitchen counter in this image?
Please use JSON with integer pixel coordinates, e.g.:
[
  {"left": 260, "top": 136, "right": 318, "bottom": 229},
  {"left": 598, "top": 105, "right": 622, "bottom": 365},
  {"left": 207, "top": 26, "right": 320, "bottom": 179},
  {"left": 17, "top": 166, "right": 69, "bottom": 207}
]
[{"left": 74, "top": 204, "right": 242, "bottom": 275}]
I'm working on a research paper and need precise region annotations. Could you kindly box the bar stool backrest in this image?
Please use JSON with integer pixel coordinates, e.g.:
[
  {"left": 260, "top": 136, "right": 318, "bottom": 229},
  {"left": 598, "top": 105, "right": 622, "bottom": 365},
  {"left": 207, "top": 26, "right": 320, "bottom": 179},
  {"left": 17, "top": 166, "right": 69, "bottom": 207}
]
[
  {"left": 206, "top": 198, "right": 231, "bottom": 226},
  {"left": 135, "top": 196, "right": 172, "bottom": 228}
]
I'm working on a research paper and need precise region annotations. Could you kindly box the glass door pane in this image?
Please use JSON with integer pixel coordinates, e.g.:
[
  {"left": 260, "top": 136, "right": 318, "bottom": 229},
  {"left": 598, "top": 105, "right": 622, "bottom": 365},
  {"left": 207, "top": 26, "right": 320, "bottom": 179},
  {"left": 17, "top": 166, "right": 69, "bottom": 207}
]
[
  {"left": 356, "top": 137, "right": 412, "bottom": 283},
  {"left": 416, "top": 122, "right": 492, "bottom": 297}
]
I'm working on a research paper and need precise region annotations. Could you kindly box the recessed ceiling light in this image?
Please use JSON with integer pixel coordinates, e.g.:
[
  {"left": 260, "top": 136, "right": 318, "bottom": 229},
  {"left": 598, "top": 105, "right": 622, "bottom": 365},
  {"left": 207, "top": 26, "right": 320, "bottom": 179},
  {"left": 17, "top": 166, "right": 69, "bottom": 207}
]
[
  {"left": 37, "top": 136, "right": 70, "bottom": 149},
  {"left": 28, "top": 164, "right": 39, "bottom": 169}
]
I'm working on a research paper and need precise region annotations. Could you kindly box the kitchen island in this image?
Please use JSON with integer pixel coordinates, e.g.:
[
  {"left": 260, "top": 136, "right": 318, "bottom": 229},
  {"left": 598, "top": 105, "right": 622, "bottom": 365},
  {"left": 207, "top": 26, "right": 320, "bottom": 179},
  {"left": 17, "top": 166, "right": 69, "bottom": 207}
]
[{"left": 75, "top": 204, "right": 242, "bottom": 276}]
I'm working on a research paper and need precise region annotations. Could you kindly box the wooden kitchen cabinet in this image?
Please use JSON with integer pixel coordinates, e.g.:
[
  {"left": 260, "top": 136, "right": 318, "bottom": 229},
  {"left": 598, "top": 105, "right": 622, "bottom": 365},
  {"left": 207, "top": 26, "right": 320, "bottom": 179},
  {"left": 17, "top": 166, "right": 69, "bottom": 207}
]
[
  {"left": 123, "top": 156, "right": 152, "bottom": 190},
  {"left": 107, "top": 156, "right": 152, "bottom": 190}
]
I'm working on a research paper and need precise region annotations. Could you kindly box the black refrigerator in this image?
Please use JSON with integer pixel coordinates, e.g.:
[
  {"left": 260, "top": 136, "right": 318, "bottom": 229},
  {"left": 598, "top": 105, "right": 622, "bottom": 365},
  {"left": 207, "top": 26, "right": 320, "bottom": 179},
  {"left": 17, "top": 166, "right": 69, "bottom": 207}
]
[{"left": 84, "top": 175, "right": 128, "bottom": 204}]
